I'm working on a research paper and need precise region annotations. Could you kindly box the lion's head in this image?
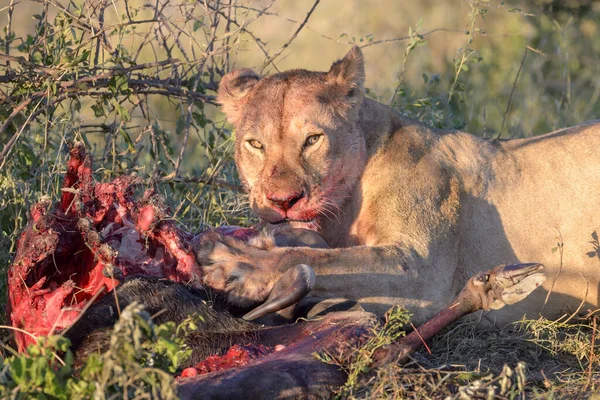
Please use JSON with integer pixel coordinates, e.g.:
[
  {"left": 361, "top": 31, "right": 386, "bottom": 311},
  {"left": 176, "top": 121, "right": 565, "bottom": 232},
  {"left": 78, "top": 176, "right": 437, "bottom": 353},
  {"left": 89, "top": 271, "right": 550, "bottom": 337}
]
[{"left": 218, "top": 46, "right": 368, "bottom": 231}]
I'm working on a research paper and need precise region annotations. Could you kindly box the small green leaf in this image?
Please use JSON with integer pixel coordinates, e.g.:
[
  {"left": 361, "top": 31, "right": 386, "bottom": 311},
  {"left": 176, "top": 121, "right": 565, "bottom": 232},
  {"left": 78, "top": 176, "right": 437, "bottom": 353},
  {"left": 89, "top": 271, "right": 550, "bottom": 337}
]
[
  {"left": 112, "top": 99, "right": 131, "bottom": 121},
  {"left": 176, "top": 115, "right": 186, "bottom": 135},
  {"left": 192, "top": 112, "right": 206, "bottom": 128},
  {"left": 91, "top": 102, "right": 105, "bottom": 118},
  {"left": 119, "top": 127, "right": 135, "bottom": 152},
  {"left": 108, "top": 75, "right": 129, "bottom": 94}
]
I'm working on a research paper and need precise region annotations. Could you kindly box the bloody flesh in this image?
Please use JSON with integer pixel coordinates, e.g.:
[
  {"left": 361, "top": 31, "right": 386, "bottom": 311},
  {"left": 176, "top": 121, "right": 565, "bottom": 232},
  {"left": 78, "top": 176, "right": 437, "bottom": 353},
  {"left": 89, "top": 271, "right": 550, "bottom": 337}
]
[
  {"left": 179, "top": 344, "right": 275, "bottom": 378},
  {"left": 7, "top": 143, "right": 258, "bottom": 351}
]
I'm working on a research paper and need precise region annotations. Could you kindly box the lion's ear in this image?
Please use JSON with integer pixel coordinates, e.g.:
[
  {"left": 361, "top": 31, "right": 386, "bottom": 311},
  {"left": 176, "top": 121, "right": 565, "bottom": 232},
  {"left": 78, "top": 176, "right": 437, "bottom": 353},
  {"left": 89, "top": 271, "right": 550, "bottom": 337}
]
[
  {"left": 326, "top": 46, "right": 365, "bottom": 101},
  {"left": 218, "top": 68, "right": 260, "bottom": 125}
]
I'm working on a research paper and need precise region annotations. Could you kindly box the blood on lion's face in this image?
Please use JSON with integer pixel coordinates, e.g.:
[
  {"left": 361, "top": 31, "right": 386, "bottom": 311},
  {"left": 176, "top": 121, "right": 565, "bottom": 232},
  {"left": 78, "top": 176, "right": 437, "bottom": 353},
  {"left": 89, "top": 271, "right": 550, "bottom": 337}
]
[{"left": 218, "top": 47, "right": 367, "bottom": 232}]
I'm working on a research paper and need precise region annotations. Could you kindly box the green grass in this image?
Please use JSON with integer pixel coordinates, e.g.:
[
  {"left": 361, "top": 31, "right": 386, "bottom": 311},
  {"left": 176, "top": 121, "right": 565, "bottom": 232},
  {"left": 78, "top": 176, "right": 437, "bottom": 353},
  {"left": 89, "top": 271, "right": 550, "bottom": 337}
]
[
  {"left": 313, "top": 308, "right": 600, "bottom": 398},
  {"left": 0, "top": 303, "right": 201, "bottom": 399}
]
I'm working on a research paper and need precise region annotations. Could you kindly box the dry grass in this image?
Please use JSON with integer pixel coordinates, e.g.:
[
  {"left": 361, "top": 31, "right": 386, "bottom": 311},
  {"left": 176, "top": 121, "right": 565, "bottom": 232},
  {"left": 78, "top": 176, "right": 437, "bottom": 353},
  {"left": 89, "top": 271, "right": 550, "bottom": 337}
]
[{"left": 337, "top": 313, "right": 600, "bottom": 399}]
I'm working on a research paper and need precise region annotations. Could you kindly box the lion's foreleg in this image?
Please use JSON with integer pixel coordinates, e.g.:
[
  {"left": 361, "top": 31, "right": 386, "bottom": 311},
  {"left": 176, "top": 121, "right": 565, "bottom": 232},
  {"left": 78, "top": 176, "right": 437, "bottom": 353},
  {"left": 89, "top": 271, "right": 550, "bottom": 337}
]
[{"left": 199, "top": 239, "right": 458, "bottom": 323}]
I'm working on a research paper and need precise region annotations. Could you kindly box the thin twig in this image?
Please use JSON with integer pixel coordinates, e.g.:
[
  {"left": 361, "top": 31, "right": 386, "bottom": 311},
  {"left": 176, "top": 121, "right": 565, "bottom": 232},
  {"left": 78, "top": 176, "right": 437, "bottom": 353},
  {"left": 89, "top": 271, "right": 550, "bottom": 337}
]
[
  {"left": 5, "top": 0, "right": 16, "bottom": 64},
  {"left": 496, "top": 46, "right": 528, "bottom": 140},
  {"left": 160, "top": 175, "right": 243, "bottom": 192},
  {"left": 410, "top": 322, "right": 432, "bottom": 355},
  {"left": 0, "top": 97, "right": 38, "bottom": 164},
  {"left": 260, "top": 0, "right": 320, "bottom": 73},
  {"left": 0, "top": 324, "right": 37, "bottom": 339},
  {"left": 0, "top": 70, "right": 216, "bottom": 118},
  {"left": 0, "top": 54, "right": 60, "bottom": 75},
  {"left": 170, "top": 3, "right": 222, "bottom": 177},
  {"left": 542, "top": 228, "right": 563, "bottom": 312},
  {"left": 583, "top": 315, "right": 597, "bottom": 393},
  {"left": 363, "top": 28, "right": 461, "bottom": 48},
  {"left": 207, "top": 4, "right": 275, "bottom": 71}
]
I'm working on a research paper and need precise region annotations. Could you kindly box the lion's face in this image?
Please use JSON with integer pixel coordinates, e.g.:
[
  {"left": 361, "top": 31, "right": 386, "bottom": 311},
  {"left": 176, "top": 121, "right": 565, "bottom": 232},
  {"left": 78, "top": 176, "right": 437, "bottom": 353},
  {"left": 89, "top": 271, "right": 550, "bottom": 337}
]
[{"left": 218, "top": 47, "right": 367, "bottom": 231}]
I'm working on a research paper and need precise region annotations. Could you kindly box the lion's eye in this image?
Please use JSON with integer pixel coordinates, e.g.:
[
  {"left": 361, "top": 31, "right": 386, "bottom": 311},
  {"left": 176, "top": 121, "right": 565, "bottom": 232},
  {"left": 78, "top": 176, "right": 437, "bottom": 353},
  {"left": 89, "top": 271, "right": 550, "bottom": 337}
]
[
  {"left": 248, "top": 140, "right": 263, "bottom": 149},
  {"left": 304, "top": 134, "right": 322, "bottom": 147}
]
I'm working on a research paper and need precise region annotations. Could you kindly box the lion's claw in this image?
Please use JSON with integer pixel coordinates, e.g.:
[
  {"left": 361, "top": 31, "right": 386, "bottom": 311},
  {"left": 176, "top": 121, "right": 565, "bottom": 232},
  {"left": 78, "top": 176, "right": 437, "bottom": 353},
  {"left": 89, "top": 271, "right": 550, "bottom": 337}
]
[{"left": 193, "top": 233, "right": 281, "bottom": 308}]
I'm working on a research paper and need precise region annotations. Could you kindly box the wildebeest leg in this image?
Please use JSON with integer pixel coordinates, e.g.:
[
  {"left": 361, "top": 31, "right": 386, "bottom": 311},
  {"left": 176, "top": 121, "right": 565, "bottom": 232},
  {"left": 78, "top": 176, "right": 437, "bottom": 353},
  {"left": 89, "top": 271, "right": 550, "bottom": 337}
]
[
  {"left": 372, "top": 262, "right": 546, "bottom": 366},
  {"left": 177, "top": 310, "right": 377, "bottom": 400},
  {"left": 177, "top": 263, "right": 545, "bottom": 399}
]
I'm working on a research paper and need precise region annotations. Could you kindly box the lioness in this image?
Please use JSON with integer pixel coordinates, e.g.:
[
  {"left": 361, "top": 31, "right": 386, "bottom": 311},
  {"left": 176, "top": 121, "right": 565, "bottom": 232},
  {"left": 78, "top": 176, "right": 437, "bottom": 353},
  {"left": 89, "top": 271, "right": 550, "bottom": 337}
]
[{"left": 200, "top": 46, "right": 600, "bottom": 325}]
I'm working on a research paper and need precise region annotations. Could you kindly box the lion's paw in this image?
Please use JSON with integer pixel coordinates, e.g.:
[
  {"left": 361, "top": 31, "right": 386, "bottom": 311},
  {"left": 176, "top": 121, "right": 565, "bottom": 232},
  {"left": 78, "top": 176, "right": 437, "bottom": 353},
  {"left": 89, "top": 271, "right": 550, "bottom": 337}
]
[{"left": 193, "top": 233, "right": 279, "bottom": 307}]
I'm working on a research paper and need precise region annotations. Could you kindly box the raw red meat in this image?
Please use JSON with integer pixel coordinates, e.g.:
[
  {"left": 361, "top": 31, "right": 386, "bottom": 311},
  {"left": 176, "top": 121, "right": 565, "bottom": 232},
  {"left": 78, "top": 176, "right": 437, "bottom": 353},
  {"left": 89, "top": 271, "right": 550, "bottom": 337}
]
[
  {"left": 7, "top": 143, "right": 258, "bottom": 351},
  {"left": 178, "top": 344, "right": 275, "bottom": 378}
]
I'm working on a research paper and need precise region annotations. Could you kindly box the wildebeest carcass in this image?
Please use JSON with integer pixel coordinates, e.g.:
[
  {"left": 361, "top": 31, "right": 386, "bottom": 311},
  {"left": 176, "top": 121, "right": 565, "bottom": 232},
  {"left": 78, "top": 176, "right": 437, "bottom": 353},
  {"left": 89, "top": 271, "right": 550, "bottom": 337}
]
[
  {"left": 6, "top": 143, "right": 546, "bottom": 398},
  {"left": 67, "top": 262, "right": 546, "bottom": 399}
]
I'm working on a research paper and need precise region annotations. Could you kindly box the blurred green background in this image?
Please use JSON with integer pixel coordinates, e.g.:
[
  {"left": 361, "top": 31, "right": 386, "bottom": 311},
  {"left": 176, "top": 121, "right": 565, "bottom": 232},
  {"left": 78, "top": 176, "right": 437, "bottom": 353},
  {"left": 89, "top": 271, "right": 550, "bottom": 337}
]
[{"left": 5, "top": 0, "right": 600, "bottom": 136}]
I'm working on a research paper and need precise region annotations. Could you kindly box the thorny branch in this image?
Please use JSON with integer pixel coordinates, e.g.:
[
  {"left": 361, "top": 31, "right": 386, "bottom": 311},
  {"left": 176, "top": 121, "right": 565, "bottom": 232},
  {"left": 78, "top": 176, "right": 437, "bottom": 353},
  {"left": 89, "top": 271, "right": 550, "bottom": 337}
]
[
  {"left": 0, "top": 0, "right": 320, "bottom": 184},
  {"left": 259, "top": 0, "right": 320, "bottom": 74}
]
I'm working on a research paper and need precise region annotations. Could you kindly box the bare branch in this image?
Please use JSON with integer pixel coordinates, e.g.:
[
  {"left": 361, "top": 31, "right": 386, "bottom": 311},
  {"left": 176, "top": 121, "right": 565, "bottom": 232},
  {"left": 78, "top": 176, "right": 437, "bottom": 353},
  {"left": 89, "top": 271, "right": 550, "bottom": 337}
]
[
  {"left": 0, "top": 98, "right": 43, "bottom": 171},
  {"left": 160, "top": 175, "right": 243, "bottom": 192},
  {"left": 5, "top": 0, "right": 16, "bottom": 64},
  {"left": 0, "top": 54, "right": 61, "bottom": 75},
  {"left": 259, "top": 0, "right": 320, "bottom": 73},
  {"left": 496, "top": 46, "right": 528, "bottom": 141}
]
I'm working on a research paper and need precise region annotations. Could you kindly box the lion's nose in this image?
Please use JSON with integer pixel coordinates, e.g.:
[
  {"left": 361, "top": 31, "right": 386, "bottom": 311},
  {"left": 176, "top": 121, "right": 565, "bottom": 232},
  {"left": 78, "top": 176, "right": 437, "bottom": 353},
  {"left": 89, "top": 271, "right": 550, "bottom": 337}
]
[{"left": 266, "top": 190, "right": 305, "bottom": 212}]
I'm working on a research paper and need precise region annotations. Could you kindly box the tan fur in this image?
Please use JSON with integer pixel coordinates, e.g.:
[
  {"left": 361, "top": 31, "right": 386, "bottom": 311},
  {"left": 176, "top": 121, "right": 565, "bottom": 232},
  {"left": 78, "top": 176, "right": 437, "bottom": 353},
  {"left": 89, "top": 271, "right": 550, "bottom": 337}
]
[{"left": 204, "top": 46, "right": 600, "bottom": 325}]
